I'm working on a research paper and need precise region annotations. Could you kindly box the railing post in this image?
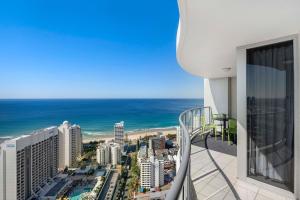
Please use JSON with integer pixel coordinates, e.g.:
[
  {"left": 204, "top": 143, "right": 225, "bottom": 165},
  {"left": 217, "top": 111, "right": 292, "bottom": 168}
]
[
  {"left": 187, "top": 158, "right": 191, "bottom": 200},
  {"left": 191, "top": 110, "right": 194, "bottom": 132},
  {"left": 199, "top": 108, "right": 202, "bottom": 130}
]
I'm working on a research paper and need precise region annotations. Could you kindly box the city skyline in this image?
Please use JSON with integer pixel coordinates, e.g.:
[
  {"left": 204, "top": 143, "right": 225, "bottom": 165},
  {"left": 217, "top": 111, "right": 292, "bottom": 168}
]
[{"left": 0, "top": 0, "right": 203, "bottom": 99}]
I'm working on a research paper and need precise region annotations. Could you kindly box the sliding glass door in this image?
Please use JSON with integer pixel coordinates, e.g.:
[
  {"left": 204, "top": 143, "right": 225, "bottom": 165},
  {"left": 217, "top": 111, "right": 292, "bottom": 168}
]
[{"left": 247, "top": 40, "right": 294, "bottom": 191}]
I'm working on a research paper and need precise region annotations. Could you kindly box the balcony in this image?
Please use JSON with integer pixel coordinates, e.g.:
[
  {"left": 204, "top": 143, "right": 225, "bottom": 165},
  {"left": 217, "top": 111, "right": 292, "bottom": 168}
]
[{"left": 166, "top": 107, "right": 291, "bottom": 200}]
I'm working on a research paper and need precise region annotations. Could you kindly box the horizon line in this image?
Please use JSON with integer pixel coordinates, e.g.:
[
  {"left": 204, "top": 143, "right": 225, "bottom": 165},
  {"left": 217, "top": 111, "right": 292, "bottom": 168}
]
[{"left": 0, "top": 97, "right": 204, "bottom": 100}]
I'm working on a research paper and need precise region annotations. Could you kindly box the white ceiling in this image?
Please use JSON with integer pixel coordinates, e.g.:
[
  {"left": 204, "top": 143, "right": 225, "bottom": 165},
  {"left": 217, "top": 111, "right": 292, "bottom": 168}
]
[{"left": 176, "top": 0, "right": 300, "bottom": 78}]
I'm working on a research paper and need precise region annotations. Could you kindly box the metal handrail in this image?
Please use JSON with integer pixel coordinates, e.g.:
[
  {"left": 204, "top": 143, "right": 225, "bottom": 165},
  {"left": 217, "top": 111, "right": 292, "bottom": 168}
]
[{"left": 166, "top": 106, "right": 211, "bottom": 200}]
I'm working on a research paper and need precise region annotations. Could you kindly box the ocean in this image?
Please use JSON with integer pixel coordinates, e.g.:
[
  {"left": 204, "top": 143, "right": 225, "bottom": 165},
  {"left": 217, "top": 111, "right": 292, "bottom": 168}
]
[{"left": 0, "top": 99, "right": 203, "bottom": 137}]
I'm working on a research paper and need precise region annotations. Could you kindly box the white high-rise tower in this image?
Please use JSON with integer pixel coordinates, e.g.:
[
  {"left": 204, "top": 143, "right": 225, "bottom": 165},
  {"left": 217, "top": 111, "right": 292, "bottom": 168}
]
[
  {"left": 96, "top": 143, "right": 110, "bottom": 165},
  {"left": 110, "top": 143, "right": 121, "bottom": 165},
  {"left": 114, "top": 121, "right": 124, "bottom": 146},
  {"left": 58, "top": 121, "right": 82, "bottom": 168},
  {"left": 0, "top": 127, "right": 59, "bottom": 200}
]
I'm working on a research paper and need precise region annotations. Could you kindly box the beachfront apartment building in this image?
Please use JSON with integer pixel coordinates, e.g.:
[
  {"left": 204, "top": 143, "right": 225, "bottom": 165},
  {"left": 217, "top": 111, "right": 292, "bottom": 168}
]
[
  {"left": 96, "top": 143, "right": 110, "bottom": 165},
  {"left": 0, "top": 127, "right": 59, "bottom": 200},
  {"left": 140, "top": 156, "right": 164, "bottom": 189},
  {"left": 166, "top": 1, "right": 300, "bottom": 199},
  {"left": 110, "top": 143, "right": 121, "bottom": 166},
  {"left": 114, "top": 121, "right": 124, "bottom": 147},
  {"left": 140, "top": 159, "right": 154, "bottom": 189},
  {"left": 96, "top": 142, "right": 121, "bottom": 166},
  {"left": 149, "top": 136, "right": 165, "bottom": 150},
  {"left": 137, "top": 145, "right": 148, "bottom": 164},
  {"left": 58, "top": 121, "right": 82, "bottom": 169},
  {"left": 154, "top": 159, "right": 164, "bottom": 188}
]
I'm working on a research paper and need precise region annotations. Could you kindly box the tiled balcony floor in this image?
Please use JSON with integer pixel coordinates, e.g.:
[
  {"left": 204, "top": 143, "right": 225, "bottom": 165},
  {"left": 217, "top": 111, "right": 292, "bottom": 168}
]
[{"left": 190, "top": 134, "right": 294, "bottom": 200}]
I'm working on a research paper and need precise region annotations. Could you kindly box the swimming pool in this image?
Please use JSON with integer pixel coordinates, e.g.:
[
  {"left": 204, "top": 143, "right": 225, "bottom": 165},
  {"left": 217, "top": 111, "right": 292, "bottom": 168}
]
[{"left": 68, "top": 185, "right": 94, "bottom": 200}]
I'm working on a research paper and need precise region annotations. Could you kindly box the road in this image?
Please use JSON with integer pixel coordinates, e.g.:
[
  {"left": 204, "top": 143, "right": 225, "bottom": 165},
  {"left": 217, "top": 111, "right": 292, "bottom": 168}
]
[{"left": 98, "top": 170, "right": 114, "bottom": 200}]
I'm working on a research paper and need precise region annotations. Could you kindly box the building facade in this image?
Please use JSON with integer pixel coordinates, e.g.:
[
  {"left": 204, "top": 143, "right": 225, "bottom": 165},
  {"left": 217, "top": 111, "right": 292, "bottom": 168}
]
[
  {"left": 58, "top": 121, "right": 82, "bottom": 169},
  {"left": 149, "top": 136, "right": 165, "bottom": 150},
  {"left": 96, "top": 144, "right": 110, "bottom": 165},
  {"left": 96, "top": 142, "right": 120, "bottom": 166},
  {"left": 137, "top": 145, "right": 147, "bottom": 164},
  {"left": 0, "top": 127, "right": 59, "bottom": 200},
  {"left": 140, "top": 156, "right": 164, "bottom": 189},
  {"left": 140, "top": 160, "right": 153, "bottom": 189},
  {"left": 176, "top": 0, "right": 300, "bottom": 198},
  {"left": 114, "top": 121, "right": 124, "bottom": 146},
  {"left": 110, "top": 144, "right": 121, "bottom": 166},
  {"left": 154, "top": 159, "right": 164, "bottom": 188}
]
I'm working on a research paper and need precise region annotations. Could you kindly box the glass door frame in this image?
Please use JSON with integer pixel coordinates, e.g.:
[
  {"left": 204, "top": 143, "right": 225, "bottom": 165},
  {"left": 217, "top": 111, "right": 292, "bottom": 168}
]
[{"left": 236, "top": 34, "right": 299, "bottom": 198}]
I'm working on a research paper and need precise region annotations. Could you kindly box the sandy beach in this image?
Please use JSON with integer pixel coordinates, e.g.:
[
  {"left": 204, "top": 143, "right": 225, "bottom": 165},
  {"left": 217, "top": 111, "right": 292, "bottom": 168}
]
[{"left": 82, "top": 127, "right": 178, "bottom": 143}]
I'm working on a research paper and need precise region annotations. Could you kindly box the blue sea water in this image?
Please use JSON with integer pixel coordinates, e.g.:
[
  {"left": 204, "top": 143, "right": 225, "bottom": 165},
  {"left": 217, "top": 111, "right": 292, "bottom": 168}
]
[{"left": 0, "top": 99, "right": 203, "bottom": 137}]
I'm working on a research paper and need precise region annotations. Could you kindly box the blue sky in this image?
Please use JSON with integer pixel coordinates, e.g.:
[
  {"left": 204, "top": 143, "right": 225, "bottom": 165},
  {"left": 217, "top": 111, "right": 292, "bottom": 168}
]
[{"left": 0, "top": 0, "right": 203, "bottom": 99}]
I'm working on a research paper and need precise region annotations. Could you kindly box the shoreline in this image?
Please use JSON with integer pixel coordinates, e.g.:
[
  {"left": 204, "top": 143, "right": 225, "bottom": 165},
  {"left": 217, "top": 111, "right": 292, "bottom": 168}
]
[
  {"left": 0, "top": 127, "right": 179, "bottom": 144},
  {"left": 82, "top": 127, "right": 178, "bottom": 143}
]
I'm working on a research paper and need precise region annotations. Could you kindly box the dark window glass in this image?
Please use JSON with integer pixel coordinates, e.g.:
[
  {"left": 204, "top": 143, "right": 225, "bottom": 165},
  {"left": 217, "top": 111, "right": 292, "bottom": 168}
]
[{"left": 247, "top": 40, "right": 294, "bottom": 191}]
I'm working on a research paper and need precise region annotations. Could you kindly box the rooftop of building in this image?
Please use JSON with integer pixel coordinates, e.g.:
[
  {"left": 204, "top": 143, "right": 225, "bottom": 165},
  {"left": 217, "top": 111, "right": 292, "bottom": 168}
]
[
  {"left": 114, "top": 121, "right": 124, "bottom": 127},
  {"left": 1, "top": 126, "right": 58, "bottom": 143},
  {"left": 44, "top": 179, "right": 68, "bottom": 197},
  {"left": 61, "top": 120, "right": 80, "bottom": 129},
  {"left": 138, "top": 145, "right": 148, "bottom": 158},
  {"left": 2, "top": 120, "right": 82, "bottom": 145},
  {"left": 0, "top": 137, "right": 12, "bottom": 144},
  {"left": 97, "top": 142, "right": 120, "bottom": 149}
]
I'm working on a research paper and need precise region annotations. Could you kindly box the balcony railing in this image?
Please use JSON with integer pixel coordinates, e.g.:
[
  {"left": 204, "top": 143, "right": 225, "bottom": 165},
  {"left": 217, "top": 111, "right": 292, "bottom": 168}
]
[{"left": 166, "top": 107, "right": 212, "bottom": 200}]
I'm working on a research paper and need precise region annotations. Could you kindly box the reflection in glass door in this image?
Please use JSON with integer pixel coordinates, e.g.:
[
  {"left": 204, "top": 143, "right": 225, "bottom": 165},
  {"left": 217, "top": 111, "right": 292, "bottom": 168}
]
[{"left": 247, "top": 40, "right": 294, "bottom": 191}]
